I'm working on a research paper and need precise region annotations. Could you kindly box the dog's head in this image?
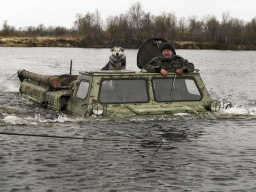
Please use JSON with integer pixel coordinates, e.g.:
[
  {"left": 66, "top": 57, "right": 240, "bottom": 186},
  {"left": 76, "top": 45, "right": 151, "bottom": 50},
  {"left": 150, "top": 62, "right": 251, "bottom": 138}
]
[{"left": 110, "top": 47, "right": 125, "bottom": 58}]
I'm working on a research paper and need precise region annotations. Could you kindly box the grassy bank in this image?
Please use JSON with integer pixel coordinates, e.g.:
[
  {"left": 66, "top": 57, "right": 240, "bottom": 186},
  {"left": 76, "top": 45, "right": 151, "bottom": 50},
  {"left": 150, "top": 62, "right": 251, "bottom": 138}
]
[
  {"left": 0, "top": 36, "right": 81, "bottom": 47},
  {"left": 173, "top": 41, "right": 256, "bottom": 50},
  {"left": 0, "top": 36, "right": 255, "bottom": 50}
]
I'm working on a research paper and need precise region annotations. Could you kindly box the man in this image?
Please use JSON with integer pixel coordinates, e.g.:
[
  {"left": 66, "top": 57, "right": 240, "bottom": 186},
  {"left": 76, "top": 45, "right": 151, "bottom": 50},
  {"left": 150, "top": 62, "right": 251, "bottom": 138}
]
[{"left": 144, "top": 42, "right": 194, "bottom": 77}]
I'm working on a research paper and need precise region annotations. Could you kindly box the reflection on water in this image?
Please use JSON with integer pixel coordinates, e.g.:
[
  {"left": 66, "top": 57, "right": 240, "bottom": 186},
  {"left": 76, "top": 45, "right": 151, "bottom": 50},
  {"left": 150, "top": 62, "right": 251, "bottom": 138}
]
[{"left": 0, "top": 48, "right": 256, "bottom": 191}]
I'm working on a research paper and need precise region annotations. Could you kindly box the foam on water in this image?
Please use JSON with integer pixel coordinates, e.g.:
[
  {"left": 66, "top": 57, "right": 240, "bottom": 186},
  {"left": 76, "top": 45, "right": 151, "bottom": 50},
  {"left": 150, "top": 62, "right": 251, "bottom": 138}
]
[
  {"left": 219, "top": 104, "right": 256, "bottom": 116},
  {"left": 2, "top": 113, "right": 74, "bottom": 125},
  {"left": 3, "top": 114, "right": 36, "bottom": 125},
  {"left": 173, "top": 113, "right": 190, "bottom": 116},
  {"left": 1, "top": 85, "right": 19, "bottom": 92}
]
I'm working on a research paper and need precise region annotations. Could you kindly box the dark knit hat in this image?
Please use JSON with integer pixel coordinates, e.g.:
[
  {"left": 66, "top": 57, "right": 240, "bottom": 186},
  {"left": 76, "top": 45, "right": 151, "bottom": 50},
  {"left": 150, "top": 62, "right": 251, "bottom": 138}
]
[{"left": 161, "top": 42, "right": 176, "bottom": 55}]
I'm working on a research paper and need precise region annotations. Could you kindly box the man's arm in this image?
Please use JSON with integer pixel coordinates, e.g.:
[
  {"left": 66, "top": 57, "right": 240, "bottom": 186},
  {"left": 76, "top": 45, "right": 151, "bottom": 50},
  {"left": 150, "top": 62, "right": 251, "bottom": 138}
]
[
  {"left": 181, "top": 58, "right": 194, "bottom": 73},
  {"left": 144, "top": 57, "right": 162, "bottom": 73}
]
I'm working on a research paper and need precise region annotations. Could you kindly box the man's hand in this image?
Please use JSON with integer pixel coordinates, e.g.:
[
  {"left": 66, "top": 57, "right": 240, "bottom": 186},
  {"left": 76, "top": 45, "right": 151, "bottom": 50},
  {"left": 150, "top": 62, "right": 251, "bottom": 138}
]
[
  {"left": 160, "top": 69, "right": 168, "bottom": 77},
  {"left": 176, "top": 69, "right": 183, "bottom": 76}
]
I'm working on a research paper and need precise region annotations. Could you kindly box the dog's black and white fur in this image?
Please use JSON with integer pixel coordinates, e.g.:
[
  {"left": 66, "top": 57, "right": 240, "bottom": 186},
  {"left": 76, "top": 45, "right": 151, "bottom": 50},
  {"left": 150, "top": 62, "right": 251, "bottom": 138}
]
[{"left": 101, "top": 47, "right": 126, "bottom": 70}]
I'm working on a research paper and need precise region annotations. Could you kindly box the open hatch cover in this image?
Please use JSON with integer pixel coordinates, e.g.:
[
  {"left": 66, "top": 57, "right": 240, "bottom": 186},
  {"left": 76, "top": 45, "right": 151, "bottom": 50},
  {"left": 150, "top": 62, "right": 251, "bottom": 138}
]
[{"left": 137, "top": 38, "right": 168, "bottom": 69}]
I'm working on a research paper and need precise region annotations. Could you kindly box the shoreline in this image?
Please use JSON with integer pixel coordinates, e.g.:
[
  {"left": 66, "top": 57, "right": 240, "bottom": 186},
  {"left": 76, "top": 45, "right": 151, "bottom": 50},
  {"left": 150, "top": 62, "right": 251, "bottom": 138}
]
[
  {"left": 0, "top": 36, "right": 81, "bottom": 48},
  {"left": 0, "top": 36, "right": 255, "bottom": 50}
]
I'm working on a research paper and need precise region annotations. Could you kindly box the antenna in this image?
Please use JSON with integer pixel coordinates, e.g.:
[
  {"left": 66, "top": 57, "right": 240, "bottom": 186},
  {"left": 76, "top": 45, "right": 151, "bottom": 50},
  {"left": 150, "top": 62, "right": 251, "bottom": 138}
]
[{"left": 70, "top": 60, "right": 72, "bottom": 76}]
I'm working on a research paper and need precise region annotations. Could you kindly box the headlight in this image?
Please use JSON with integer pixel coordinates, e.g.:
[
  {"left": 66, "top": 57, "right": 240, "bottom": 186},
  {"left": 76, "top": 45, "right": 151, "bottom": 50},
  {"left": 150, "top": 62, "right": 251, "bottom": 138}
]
[
  {"left": 210, "top": 100, "right": 221, "bottom": 112},
  {"left": 92, "top": 104, "right": 104, "bottom": 116}
]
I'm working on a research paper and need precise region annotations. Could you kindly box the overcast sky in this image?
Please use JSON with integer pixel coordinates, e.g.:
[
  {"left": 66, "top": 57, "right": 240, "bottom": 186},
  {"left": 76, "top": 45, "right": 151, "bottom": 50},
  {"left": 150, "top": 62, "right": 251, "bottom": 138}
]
[{"left": 1, "top": 0, "right": 256, "bottom": 29}]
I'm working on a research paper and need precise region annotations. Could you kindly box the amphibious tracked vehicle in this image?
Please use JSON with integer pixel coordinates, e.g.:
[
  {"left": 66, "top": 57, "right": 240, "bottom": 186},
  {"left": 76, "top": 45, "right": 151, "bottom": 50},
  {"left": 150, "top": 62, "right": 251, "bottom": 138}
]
[{"left": 18, "top": 38, "right": 221, "bottom": 117}]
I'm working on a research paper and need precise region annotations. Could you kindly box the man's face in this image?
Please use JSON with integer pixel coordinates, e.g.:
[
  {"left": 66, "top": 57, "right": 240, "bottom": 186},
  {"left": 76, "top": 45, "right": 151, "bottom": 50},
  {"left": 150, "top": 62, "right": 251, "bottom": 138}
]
[{"left": 162, "top": 49, "right": 173, "bottom": 59}]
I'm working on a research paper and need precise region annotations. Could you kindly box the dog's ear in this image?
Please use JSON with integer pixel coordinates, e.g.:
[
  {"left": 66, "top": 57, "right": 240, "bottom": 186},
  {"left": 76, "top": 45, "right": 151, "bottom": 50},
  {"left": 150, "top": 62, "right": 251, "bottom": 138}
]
[
  {"left": 110, "top": 48, "right": 114, "bottom": 52},
  {"left": 120, "top": 47, "right": 125, "bottom": 52}
]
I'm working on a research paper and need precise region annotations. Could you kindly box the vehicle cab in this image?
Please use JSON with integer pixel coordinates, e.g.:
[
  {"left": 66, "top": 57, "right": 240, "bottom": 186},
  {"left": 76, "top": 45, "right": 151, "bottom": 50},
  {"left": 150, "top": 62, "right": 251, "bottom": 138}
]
[{"left": 67, "top": 70, "right": 213, "bottom": 117}]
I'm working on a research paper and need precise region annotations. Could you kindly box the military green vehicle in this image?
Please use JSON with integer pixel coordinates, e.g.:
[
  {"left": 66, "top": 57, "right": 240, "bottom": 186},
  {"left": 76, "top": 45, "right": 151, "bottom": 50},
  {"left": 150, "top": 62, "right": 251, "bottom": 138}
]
[{"left": 18, "top": 38, "right": 222, "bottom": 118}]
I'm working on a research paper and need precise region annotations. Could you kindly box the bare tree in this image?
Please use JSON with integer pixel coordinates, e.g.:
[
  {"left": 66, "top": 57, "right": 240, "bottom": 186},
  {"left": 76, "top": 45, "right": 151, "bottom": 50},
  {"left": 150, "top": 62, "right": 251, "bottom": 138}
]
[
  {"left": 187, "top": 16, "right": 203, "bottom": 42},
  {"left": 152, "top": 14, "right": 169, "bottom": 38},
  {"left": 73, "top": 13, "right": 84, "bottom": 35},
  {"left": 1, "top": 20, "right": 16, "bottom": 36},
  {"left": 165, "top": 12, "right": 177, "bottom": 41},
  {"left": 219, "top": 11, "right": 232, "bottom": 44},
  {"left": 229, "top": 18, "right": 245, "bottom": 45},
  {"left": 204, "top": 16, "right": 220, "bottom": 41},
  {"left": 127, "top": 1, "right": 144, "bottom": 40},
  {"left": 94, "top": 9, "right": 103, "bottom": 39},
  {"left": 140, "top": 12, "right": 154, "bottom": 38},
  {"left": 177, "top": 17, "right": 187, "bottom": 41},
  {"left": 106, "top": 16, "right": 120, "bottom": 43},
  {"left": 244, "top": 17, "right": 256, "bottom": 46}
]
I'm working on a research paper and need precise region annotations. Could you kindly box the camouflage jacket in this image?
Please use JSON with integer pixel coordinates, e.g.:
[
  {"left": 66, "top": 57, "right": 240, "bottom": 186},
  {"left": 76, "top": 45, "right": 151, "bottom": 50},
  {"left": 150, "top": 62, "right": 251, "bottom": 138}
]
[{"left": 144, "top": 55, "right": 194, "bottom": 73}]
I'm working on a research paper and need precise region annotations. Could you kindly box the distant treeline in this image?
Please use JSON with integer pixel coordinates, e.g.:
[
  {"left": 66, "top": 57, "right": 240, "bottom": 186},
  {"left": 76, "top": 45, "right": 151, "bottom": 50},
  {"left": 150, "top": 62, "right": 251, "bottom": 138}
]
[{"left": 1, "top": 2, "right": 256, "bottom": 49}]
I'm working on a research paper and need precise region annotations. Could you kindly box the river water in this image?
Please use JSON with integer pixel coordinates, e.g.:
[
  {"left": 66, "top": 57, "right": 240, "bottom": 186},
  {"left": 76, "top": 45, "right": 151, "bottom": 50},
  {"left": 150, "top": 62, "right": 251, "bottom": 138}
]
[{"left": 0, "top": 47, "right": 256, "bottom": 192}]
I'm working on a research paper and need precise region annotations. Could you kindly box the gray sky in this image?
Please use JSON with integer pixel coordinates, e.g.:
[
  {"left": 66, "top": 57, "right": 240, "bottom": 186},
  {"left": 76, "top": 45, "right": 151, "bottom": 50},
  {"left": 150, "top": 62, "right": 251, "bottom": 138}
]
[{"left": 1, "top": 0, "right": 256, "bottom": 29}]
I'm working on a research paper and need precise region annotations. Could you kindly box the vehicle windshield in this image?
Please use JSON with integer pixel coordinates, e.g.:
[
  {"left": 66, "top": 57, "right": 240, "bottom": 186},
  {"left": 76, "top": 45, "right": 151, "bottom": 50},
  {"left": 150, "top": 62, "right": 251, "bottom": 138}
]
[
  {"left": 99, "top": 79, "right": 149, "bottom": 103},
  {"left": 152, "top": 78, "right": 202, "bottom": 102}
]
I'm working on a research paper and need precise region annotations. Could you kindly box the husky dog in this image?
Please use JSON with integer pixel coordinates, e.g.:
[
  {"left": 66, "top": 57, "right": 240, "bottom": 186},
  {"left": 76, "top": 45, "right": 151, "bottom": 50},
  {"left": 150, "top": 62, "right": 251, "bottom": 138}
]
[{"left": 101, "top": 47, "right": 126, "bottom": 70}]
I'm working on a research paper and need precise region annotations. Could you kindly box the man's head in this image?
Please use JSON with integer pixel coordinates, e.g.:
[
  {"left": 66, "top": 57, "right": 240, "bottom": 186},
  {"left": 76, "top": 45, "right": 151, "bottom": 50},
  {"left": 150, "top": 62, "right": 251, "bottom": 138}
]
[{"left": 161, "top": 42, "right": 176, "bottom": 59}]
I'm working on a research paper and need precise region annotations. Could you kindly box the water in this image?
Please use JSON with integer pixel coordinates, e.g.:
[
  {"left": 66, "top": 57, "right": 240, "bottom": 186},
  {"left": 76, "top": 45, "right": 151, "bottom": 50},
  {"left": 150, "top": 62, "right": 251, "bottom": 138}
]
[{"left": 0, "top": 47, "right": 256, "bottom": 191}]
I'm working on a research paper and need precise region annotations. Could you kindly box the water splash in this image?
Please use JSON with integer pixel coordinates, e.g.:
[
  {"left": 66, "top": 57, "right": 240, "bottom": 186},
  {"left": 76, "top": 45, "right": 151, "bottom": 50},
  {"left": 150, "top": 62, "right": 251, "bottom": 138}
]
[
  {"left": 209, "top": 90, "right": 256, "bottom": 117},
  {"left": 1, "top": 112, "right": 74, "bottom": 125},
  {"left": 219, "top": 104, "right": 256, "bottom": 116},
  {"left": 0, "top": 84, "right": 19, "bottom": 93},
  {"left": 3, "top": 114, "right": 35, "bottom": 125}
]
